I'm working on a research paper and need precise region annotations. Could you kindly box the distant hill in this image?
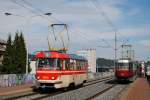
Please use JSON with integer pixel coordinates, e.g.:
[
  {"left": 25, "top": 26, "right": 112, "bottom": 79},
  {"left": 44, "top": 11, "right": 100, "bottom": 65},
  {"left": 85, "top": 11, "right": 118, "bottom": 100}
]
[{"left": 96, "top": 58, "right": 114, "bottom": 68}]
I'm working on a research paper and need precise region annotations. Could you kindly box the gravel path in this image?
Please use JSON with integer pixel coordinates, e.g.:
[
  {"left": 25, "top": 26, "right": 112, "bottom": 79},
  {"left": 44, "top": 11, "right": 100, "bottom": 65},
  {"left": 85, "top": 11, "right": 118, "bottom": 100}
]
[
  {"left": 42, "top": 79, "right": 113, "bottom": 100},
  {"left": 92, "top": 84, "right": 128, "bottom": 100}
]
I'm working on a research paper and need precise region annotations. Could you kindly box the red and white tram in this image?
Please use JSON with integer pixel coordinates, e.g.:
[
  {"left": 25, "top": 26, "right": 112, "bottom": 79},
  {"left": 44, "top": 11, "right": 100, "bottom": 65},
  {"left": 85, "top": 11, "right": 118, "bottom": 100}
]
[
  {"left": 34, "top": 51, "right": 88, "bottom": 89},
  {"left": 115, "top": 59, "right": 137, "bottom": 81}
]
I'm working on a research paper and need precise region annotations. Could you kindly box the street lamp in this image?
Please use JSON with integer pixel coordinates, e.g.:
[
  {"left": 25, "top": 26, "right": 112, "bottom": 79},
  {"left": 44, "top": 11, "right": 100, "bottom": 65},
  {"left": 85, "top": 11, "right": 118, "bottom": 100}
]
[
  {"left": 4, "top": 12, "right": 52, "bottom": 18},
  {"left": 4, "top": 12, "right": 12, "bottom": 16},
  {"left": 44, "top": 13, "right": 52, "bottom": 16},
  {"left": 4, "top": 12, "right": 52, "bottom": 74}
]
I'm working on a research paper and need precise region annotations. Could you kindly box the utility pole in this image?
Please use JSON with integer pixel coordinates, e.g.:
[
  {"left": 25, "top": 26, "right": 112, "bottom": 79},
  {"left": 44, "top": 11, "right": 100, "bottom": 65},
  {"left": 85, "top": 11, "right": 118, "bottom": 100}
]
[
  {"left": 26, "top": 45, "right": 28, "bottom": 74},
  {"left": 114, "top": 32, "right": 117, "bottom": 68}
]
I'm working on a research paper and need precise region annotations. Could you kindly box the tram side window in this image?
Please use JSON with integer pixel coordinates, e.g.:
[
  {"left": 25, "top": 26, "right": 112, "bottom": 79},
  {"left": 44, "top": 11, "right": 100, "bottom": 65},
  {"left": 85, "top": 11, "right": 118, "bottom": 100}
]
[
  {"left": 38, "top": 59, "right": 47, "bottom": 67},
  {"left": 84, "top": 61, "right": 87, "bottom": 69},
  {"left": 84, "top": 62, "right": 88, "bottom": 70},
  {"left": 83, "top": 61, "right": 87, "bottom": 69},
  {"left": 81, "top": 60, "right": 86, "bottom": 70},
  {"left": 65, "top": 59, "right": 70, "bottom": 70},
  {"left": 65, "top": 59, "right": 75, "bottom": 70},
  {"left": 65, "top": 59, "right": 87, "bottom": 70},
  {"left": 37, "top": 58, "right": 54, "bottom": 69},
  {"left": 48, "top": 59, "right": 55, "bottom": 67},
  {"left": 76, "top": 60, "right": 80, "bottom": 70},
  {"left": 118, "top": 63, "right": 123, "bottom": 69},
  {"left": 76, "top": 60, "right": 84, "bottom": 70},
  {"left": 80, "top": 61, "right": 84, "bottom": 70},
  {"left": 129, "top": 63, "right": 133, "bottom": 70},
  {"left": 115, "top": 62, "right": 118, "bottom": 69},
  {"left": 69, "top": 62, "right": 74, "bottom": 70},
  {"left": 56, "top": 59, "right": 62, "bottom": 70},
  {"left": 38, "top": 58, "right": 54, "bottom": 68}
]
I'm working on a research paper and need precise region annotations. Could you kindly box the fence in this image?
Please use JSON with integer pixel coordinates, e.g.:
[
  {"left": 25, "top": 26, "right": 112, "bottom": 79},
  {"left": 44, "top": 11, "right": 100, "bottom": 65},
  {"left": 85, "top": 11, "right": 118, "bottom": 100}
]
[
  {"left": 0, "top": 72, "right": 114, "bottom": 88},
  {"left": 0, "top": 74, "right": 35, "bottom": 88},
  {"left": 88, "top": 71, "right": 114, "bottom": 80}
]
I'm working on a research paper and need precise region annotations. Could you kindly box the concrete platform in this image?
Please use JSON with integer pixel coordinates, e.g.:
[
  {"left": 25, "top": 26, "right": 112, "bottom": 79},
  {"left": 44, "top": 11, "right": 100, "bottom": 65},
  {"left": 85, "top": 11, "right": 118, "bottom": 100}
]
[
  {"left": 120, "top": 78, "right": 150, "bottom": 100},
  {"left": 0, "top": 84, "right": 33, "bottom": 97}
]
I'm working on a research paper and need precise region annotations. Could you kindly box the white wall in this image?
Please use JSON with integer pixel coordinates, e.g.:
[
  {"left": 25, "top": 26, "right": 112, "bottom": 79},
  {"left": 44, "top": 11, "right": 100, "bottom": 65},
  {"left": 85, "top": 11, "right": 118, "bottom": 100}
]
[
  {"left": 77, "top": 49, "right": 96, "bottom": 73},
  {"left": 30, "top": 61, "right": 36, "bottom": 74}
]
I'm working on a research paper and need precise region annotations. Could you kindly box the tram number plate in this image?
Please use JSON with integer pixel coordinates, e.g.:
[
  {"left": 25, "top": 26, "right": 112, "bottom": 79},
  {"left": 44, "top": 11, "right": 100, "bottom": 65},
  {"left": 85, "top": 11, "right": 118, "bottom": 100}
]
[
  {"left": 121, "top": 73, "right": 124, "bottom": 76},
  {"left": 43, "top": 76, "right": 49, "bottom": 79}
]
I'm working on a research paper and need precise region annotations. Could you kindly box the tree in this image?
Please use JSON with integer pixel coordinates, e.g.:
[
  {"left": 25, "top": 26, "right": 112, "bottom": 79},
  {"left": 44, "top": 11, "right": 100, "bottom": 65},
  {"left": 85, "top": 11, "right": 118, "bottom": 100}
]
[
  {"left": 13, "top": 31, "right": 20, "bottom": 73},
  {"left": 1, "top": 31, "right": 27, "bottom": 74},
  {"left": 1, "top": 35, "right": 15, "bottom": 73},
  {"left": 13, "top": 31, "right": 27, "bottom": 74},
  {"left": 19, "top": 32, "right": 27, "bottom": 73}
]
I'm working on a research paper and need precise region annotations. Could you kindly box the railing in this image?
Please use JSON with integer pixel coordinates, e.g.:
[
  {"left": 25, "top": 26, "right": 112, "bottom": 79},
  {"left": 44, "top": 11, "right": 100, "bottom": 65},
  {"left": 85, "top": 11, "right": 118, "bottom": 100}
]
[
  {"left": 88, "top": 71, "right": 114, "bottom": 80},
  {"left": 0, "top": 74, "right": 35, "bottom": 88},
  {"left": 0, "top": 72, "right": 114, "bottom": 88}
]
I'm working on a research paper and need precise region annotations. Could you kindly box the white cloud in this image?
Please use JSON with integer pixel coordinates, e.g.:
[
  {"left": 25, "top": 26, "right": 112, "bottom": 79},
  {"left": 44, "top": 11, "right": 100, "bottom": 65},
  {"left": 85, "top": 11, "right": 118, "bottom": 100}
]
[
  {"left": 118, "top": 26, "right": 150, "bottom": 38},
  {"left": 0, "top": 0, "right": 149, "bottom": 60},
  {"left": 140, "top": 40, "right": 150, "bottom": 47},
  {"left": 127, "top": 8, "right": 141, "bottom": 16}
]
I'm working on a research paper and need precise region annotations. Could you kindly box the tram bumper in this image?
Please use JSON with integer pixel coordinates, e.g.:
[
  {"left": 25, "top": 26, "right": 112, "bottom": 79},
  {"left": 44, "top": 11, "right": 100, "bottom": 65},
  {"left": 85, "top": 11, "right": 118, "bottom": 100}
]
[{"left": 34, "top": 79, "right": 62, "bottom": 89}]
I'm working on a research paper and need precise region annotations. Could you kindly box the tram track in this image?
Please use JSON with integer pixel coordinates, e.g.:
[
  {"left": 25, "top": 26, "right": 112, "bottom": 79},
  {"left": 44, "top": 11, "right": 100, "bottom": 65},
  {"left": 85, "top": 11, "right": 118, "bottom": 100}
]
[
  {"left": 1, "top": 76, "right": 113, "bottom": 100},
  {"left": 85, "top": 76, "right": 113, "bottom": 86},
  {"left": 30, "top": 76, "right": 114, "bottom": 100},
  {"left": 88, "top": 82, "right": 131, "bottom": 100},
  {"left": 86, "top": 84, "right": 116, "bottom": 100}
]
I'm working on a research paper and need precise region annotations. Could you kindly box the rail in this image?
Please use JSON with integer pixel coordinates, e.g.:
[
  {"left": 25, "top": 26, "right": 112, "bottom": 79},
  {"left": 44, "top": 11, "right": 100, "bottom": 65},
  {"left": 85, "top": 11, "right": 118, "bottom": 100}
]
[
  {"left": 0, "top": 76, "right": 113, "bottom": 100},
  {"left": 0, "top": 72, "right": 114, "bottom": 88}
]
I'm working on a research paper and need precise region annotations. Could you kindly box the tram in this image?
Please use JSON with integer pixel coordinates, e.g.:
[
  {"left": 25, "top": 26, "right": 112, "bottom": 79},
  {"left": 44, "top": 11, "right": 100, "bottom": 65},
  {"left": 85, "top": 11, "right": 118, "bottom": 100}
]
[
  {"left": 33, "top": 51, "right": 88, "bottom": 90},
  {"left": 115, "top": 59, "right": 137, "bottom": 81}
]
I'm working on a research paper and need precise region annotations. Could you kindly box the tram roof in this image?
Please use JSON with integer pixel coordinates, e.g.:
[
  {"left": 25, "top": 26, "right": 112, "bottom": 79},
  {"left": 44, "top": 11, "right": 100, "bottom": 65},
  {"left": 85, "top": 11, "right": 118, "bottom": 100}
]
[
  {"left": 69, "top": 54, "right": 87, "bottom": 60},
  {"left": 35, "top": 51, "right": 70, "bottom": 59},
  {"left": 35, "top": 51, "right": 87, "bottom": 60},
  {"left": 117, "top": 59, "right": 135, "bottom": 63}
]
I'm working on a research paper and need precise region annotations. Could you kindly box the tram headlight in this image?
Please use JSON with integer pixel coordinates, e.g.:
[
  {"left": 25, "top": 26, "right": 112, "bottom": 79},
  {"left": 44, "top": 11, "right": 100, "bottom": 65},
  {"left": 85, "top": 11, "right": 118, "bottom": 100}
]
[
  {"left": 51, "top": 76, "right": 55, "bottom": 80},
  {"left": 36, "top": 76, "right": 40, "bottom": 79}
]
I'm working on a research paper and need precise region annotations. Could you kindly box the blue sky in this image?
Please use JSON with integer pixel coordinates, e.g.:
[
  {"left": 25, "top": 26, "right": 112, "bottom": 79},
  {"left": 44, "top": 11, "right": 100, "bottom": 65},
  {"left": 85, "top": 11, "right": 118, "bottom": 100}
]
[{"left": 0, "top": 0, "right": 150, "bottom": 60}]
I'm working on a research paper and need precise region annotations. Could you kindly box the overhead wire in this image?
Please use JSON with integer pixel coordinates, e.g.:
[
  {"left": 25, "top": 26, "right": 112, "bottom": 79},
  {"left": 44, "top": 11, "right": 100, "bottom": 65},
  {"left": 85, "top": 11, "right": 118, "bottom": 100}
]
[
  {"left": 10, "top": 0, "right": 41, "bottom": 17},
  {"left": 9, "top": 0, "right": 121, "bottom": 50},
  {"left": 10, "top": 0, "right": 63, "bottom": 25},
  {"left": 10, "top": 0, "right": 67, "bottom": 49},
  {"left": 21, "top": 0, "right": 64, "bottom": 24},
  {"left": 18, "top": 0, "right": 102, "bottom": 48},
  {"left": 21, "top": 0, "right": 96, "bottom": 49},
  {"left": 67, "top": 27, "right": 110, "bottom": 49},
  {"left": 21, "top": 0, "right": 70, "bottom": 49},
  {"left": 89, "top": 0, "right": 117, "bottom": 48},
  {"left": 117, "top": 39, "right": 129, "bottom": 50},
  {"left": 64, "top": 24, "right": 70, "bottom": 49},
  {"left": 21, "top": 0, "right": 70, "bottom": 50},
  {"left": 90, "top": 0, "right": 117, "bottom": 32},
  {"left": 59, "top": 28, "right": 66, "bottom": 49},
  {"left": 89, "top": 0, "right": 130, "bottom": 50},
  {"left": 102, "top": 39, "right": 114, "bottom": 49}
]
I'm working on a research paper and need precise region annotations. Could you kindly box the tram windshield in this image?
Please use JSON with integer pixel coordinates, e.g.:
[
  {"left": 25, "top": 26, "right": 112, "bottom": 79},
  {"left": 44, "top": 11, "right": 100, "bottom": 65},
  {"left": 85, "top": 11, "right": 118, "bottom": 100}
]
[
  {"left": 117, "top": 62, "right": 133, "bottom": 70},
  {"left": 37, "top": 58, "right": 62, "bottom": 70},
  {"left": 117, "top": 63, "right": 129, "bottom": 70}
]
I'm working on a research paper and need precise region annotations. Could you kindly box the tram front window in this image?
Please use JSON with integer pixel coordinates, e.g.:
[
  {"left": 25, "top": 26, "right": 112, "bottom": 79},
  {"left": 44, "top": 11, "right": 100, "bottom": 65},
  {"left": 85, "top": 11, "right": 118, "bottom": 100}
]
[
  {"left": 118, "top": 63, "right": 129, "bottom": 70},
  {"left": 37, "top": 58, "right": 62, "bottom": 70}
]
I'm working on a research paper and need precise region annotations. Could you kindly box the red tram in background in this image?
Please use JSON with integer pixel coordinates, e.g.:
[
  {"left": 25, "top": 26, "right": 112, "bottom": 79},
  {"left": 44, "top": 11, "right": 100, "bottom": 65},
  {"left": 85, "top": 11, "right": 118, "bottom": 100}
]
[
  {"left": 33, "top": 51, "right": 88, "bottom": 90},
  {"left": 115, "top": 59, "right": 137, "bottom": 81}
]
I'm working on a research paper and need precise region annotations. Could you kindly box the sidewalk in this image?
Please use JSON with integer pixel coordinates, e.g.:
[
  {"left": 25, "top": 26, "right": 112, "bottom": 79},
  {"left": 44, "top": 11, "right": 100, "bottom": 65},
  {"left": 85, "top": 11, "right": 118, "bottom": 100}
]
[
  {"left": 0, "top": 84, "right": 33, "bottom": 96},
  {"left": 120, "top": 78, "right": 150, "bottom": 100}
]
